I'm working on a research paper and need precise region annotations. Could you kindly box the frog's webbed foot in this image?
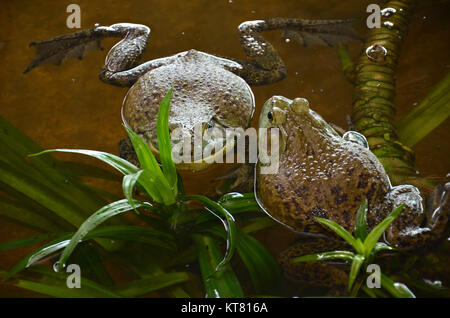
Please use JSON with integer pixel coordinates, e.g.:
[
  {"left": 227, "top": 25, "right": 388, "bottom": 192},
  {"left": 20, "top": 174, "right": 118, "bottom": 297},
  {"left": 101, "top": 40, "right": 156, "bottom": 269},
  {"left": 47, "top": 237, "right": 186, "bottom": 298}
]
[
  {"left": 24, "top": 28, "right": 104, "bottom": 74},
  {"left": 385, "top": 183, "right": 449, "bottom": 250},
  {"left": 233, "top": 18, "right": 361, "bottom": 86},
  {"left": 215, "top": 163, "right": 254, "bottom": 195},
  {"left": 279, "top": 238, "right": 350, "bottom": 296}
]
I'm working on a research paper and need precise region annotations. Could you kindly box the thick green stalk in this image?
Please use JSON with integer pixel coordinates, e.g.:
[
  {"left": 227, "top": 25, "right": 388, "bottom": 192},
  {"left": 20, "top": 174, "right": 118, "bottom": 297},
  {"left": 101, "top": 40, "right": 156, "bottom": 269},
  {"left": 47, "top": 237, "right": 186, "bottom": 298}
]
[{"left": 351, "top": 0, "right": 418, "bottom": 182}]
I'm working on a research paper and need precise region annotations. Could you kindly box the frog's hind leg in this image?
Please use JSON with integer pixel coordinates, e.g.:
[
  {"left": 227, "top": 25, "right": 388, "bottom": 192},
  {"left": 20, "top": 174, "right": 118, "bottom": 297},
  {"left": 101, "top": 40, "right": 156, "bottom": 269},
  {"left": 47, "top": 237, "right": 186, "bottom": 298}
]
[
  {"left": 385, "top": 183, "right": 449, "bottom": 250},
  {"left": 94, "top": 23, "right": 152, "bottom": 86},
  {"left": 234, "top": 18, "right": 360, "bottom": 86},
  {"left": 279, "top": 237, "right": 350, "bottom": 296},
  {"left": 25, "top": 23, "right": 179, "bottom": 87}
]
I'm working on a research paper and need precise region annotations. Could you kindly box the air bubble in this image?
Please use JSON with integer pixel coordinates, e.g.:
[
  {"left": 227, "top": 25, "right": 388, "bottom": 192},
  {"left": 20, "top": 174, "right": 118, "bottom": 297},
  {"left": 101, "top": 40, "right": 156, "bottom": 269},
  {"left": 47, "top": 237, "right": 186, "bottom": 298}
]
[
  {"left": 343, "top": 131, "right": 369, "bottom": 148},
  {"left": 381, "top": 7, "right": 396, "bottom": 17},
  {"left": 53, "top": 261, "right": 66, "bottom": 272},
  {"left": 365, "top": 44, "right": 387, "bottom": 62},
  {"left": 383, "top": 21, "right": 394, "bottom": 29}
]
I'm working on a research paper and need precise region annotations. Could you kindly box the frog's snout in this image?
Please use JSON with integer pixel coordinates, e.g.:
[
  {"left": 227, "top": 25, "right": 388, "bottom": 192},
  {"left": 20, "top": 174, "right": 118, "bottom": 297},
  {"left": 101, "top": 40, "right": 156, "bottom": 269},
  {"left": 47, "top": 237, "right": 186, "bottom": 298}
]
[{"left": 291, "top": 98, "right": 310, "bottom": 114}]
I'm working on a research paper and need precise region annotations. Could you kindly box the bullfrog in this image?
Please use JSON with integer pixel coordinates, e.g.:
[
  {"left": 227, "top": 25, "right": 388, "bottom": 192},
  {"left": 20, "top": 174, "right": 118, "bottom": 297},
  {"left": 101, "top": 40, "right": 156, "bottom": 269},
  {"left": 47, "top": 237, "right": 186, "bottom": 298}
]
[
  {"left": 255, "top": 96, "right": 449, "bottom": 293},
  {"left": 25, "top": 19, "right": 359, "bottom": 171}
]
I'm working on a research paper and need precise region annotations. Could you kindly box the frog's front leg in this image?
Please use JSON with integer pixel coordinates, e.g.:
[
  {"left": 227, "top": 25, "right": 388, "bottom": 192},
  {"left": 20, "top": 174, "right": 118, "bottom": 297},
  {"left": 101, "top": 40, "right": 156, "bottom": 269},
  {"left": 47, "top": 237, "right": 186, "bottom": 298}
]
[
  {"left": 384, "top": 183, "right": 449, "bottom": 250},
  {"left": 233, "top": 18, "right": 360, "bottom": 86},
  {"left": 215, "top": 163, "right": 254, "bottom": 195}
]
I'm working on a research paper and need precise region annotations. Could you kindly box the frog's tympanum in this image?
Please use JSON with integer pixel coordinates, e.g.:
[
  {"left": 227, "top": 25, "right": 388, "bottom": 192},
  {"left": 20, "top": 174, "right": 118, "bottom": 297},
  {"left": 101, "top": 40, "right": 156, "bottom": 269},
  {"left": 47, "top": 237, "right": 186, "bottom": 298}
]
[
  {"left": 256, "top": 96, "right": 449, "bottom": 294},
  {"left": 25, "top": 19, "right": 359, "bottom": 170}
]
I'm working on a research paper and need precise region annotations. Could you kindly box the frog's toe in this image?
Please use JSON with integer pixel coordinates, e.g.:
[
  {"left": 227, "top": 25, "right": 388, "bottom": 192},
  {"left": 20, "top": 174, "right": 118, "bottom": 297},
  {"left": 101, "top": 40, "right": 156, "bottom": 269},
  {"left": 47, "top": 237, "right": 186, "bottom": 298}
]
[{"left": 386, "top": 183, "right": 449, "bottom": 250}]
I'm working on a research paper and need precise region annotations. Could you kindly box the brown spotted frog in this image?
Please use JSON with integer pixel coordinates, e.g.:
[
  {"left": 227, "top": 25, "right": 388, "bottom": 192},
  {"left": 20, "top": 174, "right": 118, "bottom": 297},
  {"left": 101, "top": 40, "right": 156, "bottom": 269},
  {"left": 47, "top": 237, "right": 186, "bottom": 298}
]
[
  {"left": 255, "top": 96, "right": 449, "bottom": 293},
  {"left": 25, "top": 19, "right": 359, "bottom": 171}
]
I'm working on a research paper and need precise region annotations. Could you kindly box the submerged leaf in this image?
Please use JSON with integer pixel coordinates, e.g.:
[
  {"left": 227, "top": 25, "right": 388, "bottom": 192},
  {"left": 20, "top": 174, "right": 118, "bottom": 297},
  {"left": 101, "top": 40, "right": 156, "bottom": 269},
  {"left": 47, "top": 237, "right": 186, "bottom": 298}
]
[
  {"left": 0, "top": 233, "right": 57, "bottom": 251},
  {"left": 184, "top": 195, "right": 236, "bottom": 272},
  {"left": 193, "top": 235, "right": 243, "bottom": 298},
  {"left": 3, "top": 234, "right": 72, "bottom": 282},
  {"left": 381, "top": 273, "right": 416, "bottom": 298},
  {"left": 1, "top": 267, "right": 120, "bottom": 298},
  {"left": 234, "top": 229, "right": 281, "bottom": 293},
  {"left": 113, "top": 272, "right": 189, "bottom": 297},
  {"left": 397, "top": 72, "right": 450, "bottom": 147},
  {"left": 3, "top": 224, "right": 174, "bottom": 282},
  {"left": 291, "top": 250, "right": 355, "bottom": 264},
  {"left": 56, "top": 199, "right": 153, "bottom": 271},
  {"left": 204, "top": 225, "right": 280, "bottom": 294}
]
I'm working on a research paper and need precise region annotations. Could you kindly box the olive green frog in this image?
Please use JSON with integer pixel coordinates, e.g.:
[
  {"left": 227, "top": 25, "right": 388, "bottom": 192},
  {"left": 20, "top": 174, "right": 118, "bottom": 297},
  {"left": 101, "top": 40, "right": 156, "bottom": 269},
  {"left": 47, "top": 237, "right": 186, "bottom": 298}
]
[{"left": 255, "top": 96, "right": 449, "bottom": 293}]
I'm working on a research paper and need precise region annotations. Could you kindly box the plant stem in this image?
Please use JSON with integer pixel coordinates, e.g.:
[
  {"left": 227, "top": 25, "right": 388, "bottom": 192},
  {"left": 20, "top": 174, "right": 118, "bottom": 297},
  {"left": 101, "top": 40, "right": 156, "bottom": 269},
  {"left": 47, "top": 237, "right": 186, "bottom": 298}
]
[
  {"left": 350, "top": 274, "right": 365, "bottom": 297},
  {"left": 349, "top": 0, "right": 419, "bottom": 182}
]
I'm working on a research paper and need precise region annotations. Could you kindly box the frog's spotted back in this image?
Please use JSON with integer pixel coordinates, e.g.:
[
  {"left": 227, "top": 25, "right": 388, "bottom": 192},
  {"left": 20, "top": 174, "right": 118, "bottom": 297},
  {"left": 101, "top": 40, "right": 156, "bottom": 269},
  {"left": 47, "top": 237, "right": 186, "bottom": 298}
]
[{"left": 256, "top": 96, "right": 448, "bottom": 251}]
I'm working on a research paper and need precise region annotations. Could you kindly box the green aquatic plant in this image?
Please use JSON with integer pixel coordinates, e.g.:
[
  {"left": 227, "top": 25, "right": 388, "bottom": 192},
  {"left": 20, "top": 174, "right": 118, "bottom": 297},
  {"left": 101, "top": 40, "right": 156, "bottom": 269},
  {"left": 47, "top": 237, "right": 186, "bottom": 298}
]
[
  {"left": 396, "top": 72, "right": 450, "bottom": 148},
  {"left": 338, "top": 0, "right": 449, "bottom": 187},
  {"left": 334, "top": 0, "right": 450, "bottom": 298},
  {"left": 0, "top": 89, "right": 280, "bottom": 298},
  {"left": 290, "top": 200, "right": 416, "bottom": 298}
]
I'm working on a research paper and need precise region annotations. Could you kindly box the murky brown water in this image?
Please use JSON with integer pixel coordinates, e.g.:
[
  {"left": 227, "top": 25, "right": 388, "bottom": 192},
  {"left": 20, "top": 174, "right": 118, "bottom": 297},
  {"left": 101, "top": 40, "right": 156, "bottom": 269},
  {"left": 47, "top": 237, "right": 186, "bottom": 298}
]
[{"left": 0, "top": 0, "right": 449, "bottom": 296}]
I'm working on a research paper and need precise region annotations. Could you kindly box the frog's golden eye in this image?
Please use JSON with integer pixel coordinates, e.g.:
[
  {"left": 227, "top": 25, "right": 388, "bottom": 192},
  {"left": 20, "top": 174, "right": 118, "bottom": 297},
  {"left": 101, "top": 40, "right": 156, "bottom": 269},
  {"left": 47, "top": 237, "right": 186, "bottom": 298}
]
[{"left": 272, "top": 107, "right": 287, "bottom": 124}]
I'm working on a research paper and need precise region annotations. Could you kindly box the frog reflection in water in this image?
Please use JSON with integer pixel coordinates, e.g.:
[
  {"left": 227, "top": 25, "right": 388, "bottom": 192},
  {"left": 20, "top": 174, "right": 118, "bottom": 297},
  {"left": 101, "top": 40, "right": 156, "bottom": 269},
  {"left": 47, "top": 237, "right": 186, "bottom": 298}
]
[
  {"left": 256, "top": 96, "right": 449, "bottom": 294},
  {"left": 25, "top": 19, "right": 359, "bottom": 171}
]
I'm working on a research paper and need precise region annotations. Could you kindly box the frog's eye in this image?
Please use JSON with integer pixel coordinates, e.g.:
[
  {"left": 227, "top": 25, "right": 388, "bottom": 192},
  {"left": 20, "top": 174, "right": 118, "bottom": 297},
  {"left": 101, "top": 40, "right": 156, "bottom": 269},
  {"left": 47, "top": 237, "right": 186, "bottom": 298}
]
[
  {"left": 267, "top": 111, "right": 273, "bottom": 121},
  {"left": 343, "top": 131, "right": 369, "bottom": 149}
]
